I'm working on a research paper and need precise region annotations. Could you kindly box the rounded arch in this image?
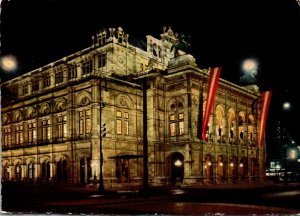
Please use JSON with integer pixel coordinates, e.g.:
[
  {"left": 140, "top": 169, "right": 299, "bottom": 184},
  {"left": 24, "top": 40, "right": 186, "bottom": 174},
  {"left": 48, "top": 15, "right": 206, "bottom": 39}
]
[
  {"left": 215, "top": 104, "right": 225, "bottom": 126},
  {"left": 39, "top": 103, "right": 51, "bottom": 116},
  {"left": 228, "top": 108, "right": 236, "bottom": 141},
  {"left": 25, "top": 157, "right": 36, "bottom": 165},
  {"left": 115, "top": 94, "right": 134, "bottom": 108},
  {"left": 239, "top": 157, "right": 248, "bottom": 179},
  {"left": 76, "top": 91, "right": 92, "bottom": 107},
  {"left": 55, "top": 154, "right": 68, "bottom": 183},
  {"left": 167, "top": 152, "right": 184, "bottom": 185},
  {"left": 55, "top": 154, "right": 68, "bottom": 163},
  {"left": 248, "top": 114, "right": 255, "bottom": 125},
  {"left": 40, "top": 155, "right": 51, "bottom": 182},
  {"left": 26, "top": 107, "right": 36, "bottom": 119},
  {"left": 27, "top": 158, "right": 35, "bottom": 180},
  {"left": 39, "top": 155, "right": 51, "bottom": 163},
  {"left": 204, "top": 153, "right": 214, "bottom": 182},
  {"left": 215, "top": 105, "right": 225, "bottom": 140},
  {"left": 217, "top": 154, "right": 227, "bottom": 181},
  {"left": 13, "top": 110, "right": 23, "bottom": 122},
  {"left": 76, "top": 150, "right": 91, "bottom": 160},
  {"left": 13, "top": 158, "right": 22, "bottom": 166},
  {"left": 167, "top": 97, "right": 185, "bottom": 111},
  {"left": 2, "top": 159, "right": 10, "bottom": 167},
  {"left": 238, "top": 111, "right": 246, "bottom": 125},
  {"left": 229, "top": 155, "right": 238, "bottom": 182},
  {"left": 14, "top": 159, "right": 22, "bottom": 180},
  {"left": 55, "top": 98, "right": 68, "bottom": 112},
  {"left": 228, "top": 108, "right": 235, "bottom": 124},
  {"left": 2, "top": 161, "right": 10, "bottom": 180},
  {"left": 2, "top": 113, "right": 11, "bottom": 125},
  {"left": 77, "top": 151, "right": 91, "bottom": 184}
]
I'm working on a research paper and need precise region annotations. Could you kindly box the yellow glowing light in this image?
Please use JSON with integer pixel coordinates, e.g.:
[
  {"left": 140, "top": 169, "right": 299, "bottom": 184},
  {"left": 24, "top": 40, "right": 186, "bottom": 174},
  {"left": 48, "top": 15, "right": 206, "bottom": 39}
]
[
  {"left": 283, "top": 102, "right": 291, "bottom": 110},
  {"left": 0, "top": 55, "right": 17, "bottom": 72},
  {"left": 242, "top": 58, "right": 258, "bottom": 76},
  {"left": 174, "top": 160, "right": 182, "bottom": 167}
]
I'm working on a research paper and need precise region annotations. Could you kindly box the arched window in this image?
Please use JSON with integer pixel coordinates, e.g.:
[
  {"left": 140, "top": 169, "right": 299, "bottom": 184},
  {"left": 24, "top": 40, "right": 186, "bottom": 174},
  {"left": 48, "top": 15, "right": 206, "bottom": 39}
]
[
  {"left": 2, "top": 164, "right": 10, "bottom": 180},
  {"left": 238, "top": 111, "right": 245, "bottom": 145},
  {"left": 215, "top": 105, "right": 225, "bottom": 142},
  {"left": 217, "top": 155, "right": 226, "bottom": 180},
  {"left": 248, "top": 114, "right": 256, "bottom": 147},
  {"left": 204, "top": 155, "right": 213, "bottom": 181},
  {"left": 228, "top": 108, "right": 235, "bottom": 144},
  {"left": 41, "top": 161, "right": 50, "bottom": 181},
  {"left": 15, "top": 163, "right": 22, "bottom": 180},
  {"left": 239, "top": 157, "right": 248, "bottom": 179},
  {"left": 28, "top": 162, "right": 35, "bottom": 179},
  {"left": 229, "top": 156, "right": 238, "bottom": 181},
  {"left": 79, "top": 157, "right": 91, "bottom": 184},
  {"left": 169, "top": 101, "right": 185, "bottom": 137},
  {"left": 57, "top": 159, "right": 68, "bottom": 183}
]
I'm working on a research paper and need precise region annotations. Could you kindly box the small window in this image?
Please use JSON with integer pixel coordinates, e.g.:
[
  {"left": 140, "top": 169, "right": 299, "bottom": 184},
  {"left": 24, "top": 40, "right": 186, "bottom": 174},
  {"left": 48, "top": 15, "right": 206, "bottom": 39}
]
[
  {"left": 68, "top": 65, "right": 77, "bottom": 79},
  {"left": 178, "top": 113, "right": 184, "bottom": 120},
  {"left": 117, "top": 119, "right": 122, "bottom": 135},
  {"left": 98, "top": 53, "right": 106, "bottom": 68},
  {"left": 124, "top": 112, "right": 129, "bottom": 119},
  {"left": 170, "top": 123, "right": 176, "bottom": 137},
  {"left": 43, "top": 74, "right": 51, "bottom": 88},
  {"left": 55, "top": 70, "right": 64, "bottom": 84},
  {"left": 169, "top": 114, "right": 175, "bottom": 121},
  {"left": 82, "top": 60, "right": 93, "bottom": 75},
  {"left": 116, "top": 111, "right": 122, "bottom": 118}
]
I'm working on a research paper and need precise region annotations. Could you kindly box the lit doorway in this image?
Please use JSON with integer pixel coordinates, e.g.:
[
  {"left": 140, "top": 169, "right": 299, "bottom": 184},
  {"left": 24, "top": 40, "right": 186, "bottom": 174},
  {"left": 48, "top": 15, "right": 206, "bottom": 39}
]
[{"left": 170, "top": 152, "right": 184, "bottom": 185}]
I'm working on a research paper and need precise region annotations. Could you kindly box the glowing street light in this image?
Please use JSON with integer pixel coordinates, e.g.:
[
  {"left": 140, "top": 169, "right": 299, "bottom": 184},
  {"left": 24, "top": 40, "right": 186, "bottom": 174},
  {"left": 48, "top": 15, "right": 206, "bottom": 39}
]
[
  {"left": 289, "top": 149, "right": 297, "bottom": 160},
  {"left": 0, "top": 55, "right": 18, "bottom": 73},
  {"left": 283, "top": 102, "right": 291, "bottom": 110},
  {"left": 241, "top": 58, "right": 258, "bottom": 76},
  {"left": 240, "top": 58, "right": 258, "bottom": 85}
]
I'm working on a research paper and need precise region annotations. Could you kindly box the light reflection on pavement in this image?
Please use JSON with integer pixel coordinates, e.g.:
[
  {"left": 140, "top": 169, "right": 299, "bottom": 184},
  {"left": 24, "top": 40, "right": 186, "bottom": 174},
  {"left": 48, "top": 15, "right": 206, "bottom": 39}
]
[
  {"left": 47, "top": 196, "right": 300, "bottom": 215},
  {"left": 262, "top": 190, "right": 300, "bottom": 198}
]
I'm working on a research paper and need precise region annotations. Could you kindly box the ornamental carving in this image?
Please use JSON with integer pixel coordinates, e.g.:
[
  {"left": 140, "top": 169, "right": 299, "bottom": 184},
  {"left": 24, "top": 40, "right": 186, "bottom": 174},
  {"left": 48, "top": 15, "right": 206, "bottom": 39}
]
[
  {"left": 40, "top": 104, "right": 50, "bottom": 116},
  {"left": 13, "top": 110, "right": 23, "bottom": 122},
  {"left": 26, "top": 107, "right": 36, "bottom": 119},
  {"left": 56, "top": 101, "right": 67, "bottom": 112}
]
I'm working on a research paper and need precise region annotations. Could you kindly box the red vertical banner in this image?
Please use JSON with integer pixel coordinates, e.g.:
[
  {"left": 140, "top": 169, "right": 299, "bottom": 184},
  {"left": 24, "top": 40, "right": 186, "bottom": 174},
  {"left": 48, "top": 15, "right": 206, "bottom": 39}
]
[
  {"left": 259, "top": 91, "right": 272, "bottom": 147},
  {"left": 201, "top": 67, "right": 221, "bottom": 141}
]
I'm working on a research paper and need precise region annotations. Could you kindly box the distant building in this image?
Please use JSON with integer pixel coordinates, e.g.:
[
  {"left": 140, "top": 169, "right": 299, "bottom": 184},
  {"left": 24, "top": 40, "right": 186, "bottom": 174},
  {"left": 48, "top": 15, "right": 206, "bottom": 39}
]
[{"left": 1, "top": 27, "right": 264, "bottom": 187}]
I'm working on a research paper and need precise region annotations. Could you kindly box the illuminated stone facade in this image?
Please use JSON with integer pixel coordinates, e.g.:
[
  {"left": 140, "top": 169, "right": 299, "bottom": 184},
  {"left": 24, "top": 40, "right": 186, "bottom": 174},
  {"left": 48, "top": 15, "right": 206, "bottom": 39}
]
[{"left": 1, "top": 27, "right": 264, "bottom": 187}]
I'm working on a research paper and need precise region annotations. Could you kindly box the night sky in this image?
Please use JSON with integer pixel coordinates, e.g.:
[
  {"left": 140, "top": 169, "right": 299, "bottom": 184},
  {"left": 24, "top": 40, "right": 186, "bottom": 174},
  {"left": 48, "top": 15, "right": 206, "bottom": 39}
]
[{"left": 1, "top": 0, "right": 300, "bottom": 158}]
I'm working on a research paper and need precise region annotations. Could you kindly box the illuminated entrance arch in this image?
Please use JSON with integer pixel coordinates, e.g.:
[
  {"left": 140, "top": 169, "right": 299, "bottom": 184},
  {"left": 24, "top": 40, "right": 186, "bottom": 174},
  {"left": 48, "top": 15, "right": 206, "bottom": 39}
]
[{"left": 169, "top": 152, "right": 184, "bottom": 185}]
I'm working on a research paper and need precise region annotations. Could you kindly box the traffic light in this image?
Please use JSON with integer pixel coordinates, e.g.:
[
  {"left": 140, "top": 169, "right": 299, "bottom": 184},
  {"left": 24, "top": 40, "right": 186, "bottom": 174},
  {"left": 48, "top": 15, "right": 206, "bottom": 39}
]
[{"left": 101, "top": 123, "right": 106, "bottom": 138}]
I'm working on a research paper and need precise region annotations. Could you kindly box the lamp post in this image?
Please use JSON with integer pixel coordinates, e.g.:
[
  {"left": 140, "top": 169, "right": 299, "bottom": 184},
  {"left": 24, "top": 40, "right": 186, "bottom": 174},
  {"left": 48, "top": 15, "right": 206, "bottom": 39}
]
[
  {"left": 282, "top": 101, "right": 291, "bottom": 185},
  {"left": 283, "top": 144, "right": 288, "bottom": 185},
  {"left": 98, "top": 78, "right": 106, "bottom": 194}
]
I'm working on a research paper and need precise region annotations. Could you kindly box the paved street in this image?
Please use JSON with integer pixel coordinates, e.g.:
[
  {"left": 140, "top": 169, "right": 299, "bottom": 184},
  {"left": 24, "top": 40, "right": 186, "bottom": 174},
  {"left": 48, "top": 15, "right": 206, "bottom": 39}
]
[{"left": 2, "top": 181, "right": 300, "bottom": 215}]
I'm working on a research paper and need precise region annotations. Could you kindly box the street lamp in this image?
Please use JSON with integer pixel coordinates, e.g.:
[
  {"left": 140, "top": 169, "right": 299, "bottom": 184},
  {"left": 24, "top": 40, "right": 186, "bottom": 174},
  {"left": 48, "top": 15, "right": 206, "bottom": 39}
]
[{"left": 98, "top": 78, "right": 107, "bottom": 194}]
